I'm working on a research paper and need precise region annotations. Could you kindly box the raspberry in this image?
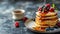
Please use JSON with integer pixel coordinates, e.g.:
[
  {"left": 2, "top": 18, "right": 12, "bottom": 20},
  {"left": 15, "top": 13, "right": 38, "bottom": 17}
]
[
  {"left": 38, "top": 7, "right": 42, "bottom": 11},
  {"left": 45, "top": 4, "right": 50, "bottom": 8},
  {"left": 44, "top": 8, "right": 48, "bottom": 14},
  {"left": 49, "top": 7, "right": 54, "bottom": 12},
  {"left": 15, "top": 21, "right": 19, "bottom": 28},
  {"left": 22, "top": 17, "right": 28, "bottom": 22}
]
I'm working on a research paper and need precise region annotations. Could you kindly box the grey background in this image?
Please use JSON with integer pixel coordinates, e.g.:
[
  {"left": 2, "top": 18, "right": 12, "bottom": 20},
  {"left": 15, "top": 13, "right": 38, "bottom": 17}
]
[{"left": 0, "top": 0, "right": 60, "bottom": 34}]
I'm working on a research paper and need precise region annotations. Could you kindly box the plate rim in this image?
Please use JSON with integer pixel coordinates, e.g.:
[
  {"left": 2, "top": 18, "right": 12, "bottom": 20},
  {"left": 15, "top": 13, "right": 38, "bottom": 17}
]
[{"left": 24, "top": 18, "right": 60, "bottom": 33}]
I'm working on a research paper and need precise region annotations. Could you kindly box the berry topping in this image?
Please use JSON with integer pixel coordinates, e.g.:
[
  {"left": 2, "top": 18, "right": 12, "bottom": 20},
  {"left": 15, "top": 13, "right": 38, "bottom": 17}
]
[
  {"left": 38, "top": 7, "right": 42, "bottom": 11},
  {"left": 38, "top": 4, "right": 55, "bottom": 13},
  {"left": 45, "top": 4, "right": 50, "bottom": 8},
  {"left": 44, "top": 4, "right": 51, "bottom": 11},
  {"left": 44, "top": 8, "right": 48, "bottom": 14},
  {"left": 49, "top": 7, "right": 54, "bottom": 12},
  {"left": 15, "top": 21, "right": 19, "bottom": 28}
]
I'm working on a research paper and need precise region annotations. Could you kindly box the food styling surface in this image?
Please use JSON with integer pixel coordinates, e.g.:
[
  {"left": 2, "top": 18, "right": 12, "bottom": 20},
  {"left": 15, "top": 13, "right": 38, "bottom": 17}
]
[{"left": 0, "top": 0, "right": 60, "bottom": 34}]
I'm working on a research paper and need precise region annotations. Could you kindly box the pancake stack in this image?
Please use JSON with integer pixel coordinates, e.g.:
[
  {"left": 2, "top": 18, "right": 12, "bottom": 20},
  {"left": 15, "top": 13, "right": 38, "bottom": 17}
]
[{"left": 34, "top": 4, "right": 58, "bottom": 32}]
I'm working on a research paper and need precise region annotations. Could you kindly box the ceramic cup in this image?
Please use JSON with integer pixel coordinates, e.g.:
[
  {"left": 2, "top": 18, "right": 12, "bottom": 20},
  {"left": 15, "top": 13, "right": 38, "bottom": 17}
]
[{"left": 12, "top": 9, "right": 25, "bottom": 20}]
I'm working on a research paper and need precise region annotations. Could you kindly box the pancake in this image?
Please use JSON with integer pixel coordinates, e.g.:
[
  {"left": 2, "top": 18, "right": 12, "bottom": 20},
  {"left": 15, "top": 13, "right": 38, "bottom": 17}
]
[
  {"left": 35, "top": 4, "right": 58, "bottom": 32},
  {"left": 36, "top": 15, "right": 58, "bottom": 20},
  {"left": 33, "top": 27, "right": 46, "bottom": 32},
  {"left": 36, "top": 12, "right": 57, "bottom": 17},
  {"left": 35, "top": 18, "right": 58, "bottom": 24}
]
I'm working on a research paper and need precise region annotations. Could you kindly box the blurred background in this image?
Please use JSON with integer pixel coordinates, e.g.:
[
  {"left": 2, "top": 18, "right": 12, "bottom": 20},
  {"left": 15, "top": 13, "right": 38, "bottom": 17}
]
[
  {"left": 0, "top": 0, "right": 60, "bottom": 10},
  {"left": 0, "top": 0, "right": 60, "bottom": 34},
  {"left": 0, "top": 0, "right": 60, "bottom": 18}
]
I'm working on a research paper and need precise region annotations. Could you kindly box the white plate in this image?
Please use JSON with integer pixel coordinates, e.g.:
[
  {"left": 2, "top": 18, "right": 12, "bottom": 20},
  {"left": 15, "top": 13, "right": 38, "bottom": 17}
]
[{"left": 24, "top": 18, "right": 60, "bottom": 33}]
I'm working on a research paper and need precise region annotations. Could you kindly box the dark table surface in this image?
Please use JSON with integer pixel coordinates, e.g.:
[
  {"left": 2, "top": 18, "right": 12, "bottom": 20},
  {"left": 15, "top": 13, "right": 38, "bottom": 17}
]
[{"left": 0, "top": 1, "right": 60, "bottom": 34}]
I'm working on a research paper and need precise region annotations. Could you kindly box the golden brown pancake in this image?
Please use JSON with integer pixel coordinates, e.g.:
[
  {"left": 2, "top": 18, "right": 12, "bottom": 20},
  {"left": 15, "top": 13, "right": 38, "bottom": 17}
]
[
  {"left": 35, "top": 8, "right": 58, "bottom": 32},
  {"left": 36, "top": 12, "right": 57, "bottom": 17},
  {"left": 36, "top": 15, "right": 58, "bottom": 20}
]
